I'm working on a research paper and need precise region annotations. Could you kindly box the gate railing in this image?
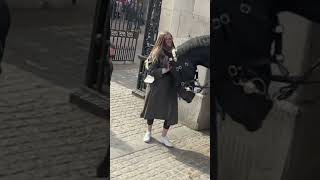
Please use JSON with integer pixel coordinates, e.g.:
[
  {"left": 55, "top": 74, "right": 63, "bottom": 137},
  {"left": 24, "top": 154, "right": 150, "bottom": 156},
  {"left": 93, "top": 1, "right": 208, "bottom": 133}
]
[
  {"left": 134, "top": 0, "right": 162, "bottom": 96},
  {"left": 110, "top": 0, "right": 144, "bottom": 62}
]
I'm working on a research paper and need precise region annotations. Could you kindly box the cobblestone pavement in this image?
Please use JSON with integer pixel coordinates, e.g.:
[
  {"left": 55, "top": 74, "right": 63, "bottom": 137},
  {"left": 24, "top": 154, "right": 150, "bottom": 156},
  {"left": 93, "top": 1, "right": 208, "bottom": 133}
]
[
  {"left": 111, "top": 64, "right": 140, "bottom": 90},
  {"left": 110, "top": 66, "right": 210, "bottom": 180},
  {"left": 5, "top": 2, "right": 96, "bottom": 89},
  {"left": 0, "top": 63, "right": 108, "bottom": 179}
]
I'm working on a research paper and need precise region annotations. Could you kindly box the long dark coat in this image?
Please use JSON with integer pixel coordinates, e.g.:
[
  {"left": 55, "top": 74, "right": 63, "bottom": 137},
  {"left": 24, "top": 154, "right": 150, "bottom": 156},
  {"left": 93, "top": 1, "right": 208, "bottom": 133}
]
[{"left": 140, "top": 48, "right": 178, "bottom": 125}]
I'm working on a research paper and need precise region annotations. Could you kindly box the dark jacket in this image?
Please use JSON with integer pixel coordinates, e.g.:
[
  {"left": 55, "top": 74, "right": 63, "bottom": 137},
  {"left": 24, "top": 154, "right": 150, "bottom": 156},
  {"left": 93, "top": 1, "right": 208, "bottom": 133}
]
[{"left": 140, "top": 48, "right": 178, "bottom": 125}]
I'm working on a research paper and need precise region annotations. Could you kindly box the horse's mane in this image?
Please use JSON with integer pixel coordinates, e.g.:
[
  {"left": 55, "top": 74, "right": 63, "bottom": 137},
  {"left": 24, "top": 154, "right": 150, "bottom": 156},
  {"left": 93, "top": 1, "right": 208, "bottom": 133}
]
[{"left": 175, "top": 35, "right": 210, "bottom": 57}]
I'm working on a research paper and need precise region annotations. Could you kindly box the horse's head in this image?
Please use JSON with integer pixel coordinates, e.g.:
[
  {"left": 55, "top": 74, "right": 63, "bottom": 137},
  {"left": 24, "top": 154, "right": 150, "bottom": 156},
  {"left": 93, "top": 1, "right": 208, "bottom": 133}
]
[{"left": 169, "top": 35, "right": 210, "bottom": 102}]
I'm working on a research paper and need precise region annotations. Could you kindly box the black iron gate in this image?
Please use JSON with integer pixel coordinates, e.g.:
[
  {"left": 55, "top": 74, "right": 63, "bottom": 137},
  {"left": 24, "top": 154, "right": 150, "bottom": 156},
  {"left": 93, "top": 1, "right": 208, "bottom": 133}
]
[
  {"left": 133, "top": 0, "right": 162, "bottom": 96},
  {"left": 110, "top": 0, "right": 144, "bottom": 62}
]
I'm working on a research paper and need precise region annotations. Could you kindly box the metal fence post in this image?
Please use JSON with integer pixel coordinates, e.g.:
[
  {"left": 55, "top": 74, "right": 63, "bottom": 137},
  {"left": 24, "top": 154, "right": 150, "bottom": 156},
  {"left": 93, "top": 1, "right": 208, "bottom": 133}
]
[{"left": 133, "top": 0, "right": 162, "bottom": 97}]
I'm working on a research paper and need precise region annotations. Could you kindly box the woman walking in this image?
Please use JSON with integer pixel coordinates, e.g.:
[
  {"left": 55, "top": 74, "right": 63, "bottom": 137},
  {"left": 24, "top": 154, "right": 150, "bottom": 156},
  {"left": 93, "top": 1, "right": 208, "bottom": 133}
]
[{"left": 140, "top": 31, "right": 178, "bottom": 147}]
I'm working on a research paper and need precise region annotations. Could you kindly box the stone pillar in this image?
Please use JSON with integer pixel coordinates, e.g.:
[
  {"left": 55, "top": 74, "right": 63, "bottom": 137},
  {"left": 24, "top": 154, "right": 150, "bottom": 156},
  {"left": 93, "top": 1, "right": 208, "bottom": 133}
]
[
  {"left": 158, "top": 0, "right": 210, "bottom": 130},
  {"left": 281, "top": 14, "right": 320, "bottom": 180}
]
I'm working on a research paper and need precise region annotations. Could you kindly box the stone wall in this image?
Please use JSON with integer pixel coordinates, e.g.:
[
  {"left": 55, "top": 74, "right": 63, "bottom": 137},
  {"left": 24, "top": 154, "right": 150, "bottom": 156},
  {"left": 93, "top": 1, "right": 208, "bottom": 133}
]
[{"left": 281, "top": 14, "right": 320, "bottom": 180}]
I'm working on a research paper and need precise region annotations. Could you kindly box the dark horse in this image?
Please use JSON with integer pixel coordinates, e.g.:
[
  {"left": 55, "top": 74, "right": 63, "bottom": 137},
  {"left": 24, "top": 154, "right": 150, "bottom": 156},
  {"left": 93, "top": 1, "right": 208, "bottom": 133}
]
[
  {"left": 171, "top": 2, "right": 320, "bottom": 131},
  {"left": 0, "top": 0, "right": 10, "bottom": 73},
  {"left": 169, "top": 35, "right": 210, "bottom": 103},
  {"left": 211, "top": 0, "right": 320, "bottom": 132},
  {"left": 171, "top": 2, "right": 320, "bottom": 179}
]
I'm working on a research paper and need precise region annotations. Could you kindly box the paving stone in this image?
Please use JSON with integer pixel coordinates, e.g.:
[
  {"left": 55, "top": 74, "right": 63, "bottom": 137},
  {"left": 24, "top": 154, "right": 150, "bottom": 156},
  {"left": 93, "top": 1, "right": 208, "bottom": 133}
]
[
  {"left": 0, "top": 63, "right": 108, "bottom": 179},
  {"left": 110, "top": 69, "right": 210, "bottom": 180}
]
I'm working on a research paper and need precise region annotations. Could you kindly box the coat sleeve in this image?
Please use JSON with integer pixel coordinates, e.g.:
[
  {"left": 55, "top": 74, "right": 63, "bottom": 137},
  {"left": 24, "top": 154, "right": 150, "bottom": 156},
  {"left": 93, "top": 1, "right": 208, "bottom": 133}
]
[{"left": 148, "top": 59, "right": 164, "bottom": 80}]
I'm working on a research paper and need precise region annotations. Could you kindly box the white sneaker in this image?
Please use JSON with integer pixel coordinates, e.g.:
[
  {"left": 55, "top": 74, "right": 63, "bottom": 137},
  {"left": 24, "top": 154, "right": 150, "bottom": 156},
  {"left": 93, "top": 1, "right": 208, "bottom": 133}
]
[
  {"left": 159, "top": 136, "right": 173, "bottom": 147},
  {"left": 143, "top": 131, "right": 151, "bottom": 143}
]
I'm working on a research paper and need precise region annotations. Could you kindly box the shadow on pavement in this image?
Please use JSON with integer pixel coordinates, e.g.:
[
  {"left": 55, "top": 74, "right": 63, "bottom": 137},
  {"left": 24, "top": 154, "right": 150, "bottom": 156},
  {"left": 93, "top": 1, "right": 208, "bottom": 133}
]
[
  {"left": 150, "top": 138, "right": 210, "bottom": 176},
  {"left": 168, "top": 147, "right": 210, "bottom": 175},
  {"left": 110, "top": 130, "right": 135, "bottom": 152}
]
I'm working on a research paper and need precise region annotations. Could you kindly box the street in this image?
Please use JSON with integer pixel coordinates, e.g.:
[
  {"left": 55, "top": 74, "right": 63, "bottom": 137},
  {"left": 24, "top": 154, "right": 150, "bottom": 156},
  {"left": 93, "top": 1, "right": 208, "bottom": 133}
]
[
  {"left": 5, "top": 2, "right": 95, "bottom": 89},
  {"left": 0, "top": 2, "right": 108, "bottom": 179}
]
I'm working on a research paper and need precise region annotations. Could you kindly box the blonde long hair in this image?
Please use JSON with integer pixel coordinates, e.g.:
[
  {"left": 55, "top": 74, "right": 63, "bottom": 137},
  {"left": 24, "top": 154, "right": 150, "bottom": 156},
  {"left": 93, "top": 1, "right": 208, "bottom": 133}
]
[{"left": 149, "top": 31, "right": 175, "bottom": 64}]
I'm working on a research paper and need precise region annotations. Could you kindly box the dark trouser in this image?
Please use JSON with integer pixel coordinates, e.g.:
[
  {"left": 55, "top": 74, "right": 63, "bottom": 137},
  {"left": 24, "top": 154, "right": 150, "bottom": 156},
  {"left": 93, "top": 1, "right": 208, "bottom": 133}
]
[{"left": 147, "top": 119, "right": 170, "bottom": 129}]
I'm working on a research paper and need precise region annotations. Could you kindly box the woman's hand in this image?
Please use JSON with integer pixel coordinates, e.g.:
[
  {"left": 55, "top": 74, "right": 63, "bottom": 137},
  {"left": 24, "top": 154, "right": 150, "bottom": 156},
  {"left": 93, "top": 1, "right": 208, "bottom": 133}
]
[{"left": 162, "top": 64, "right": 172, "bottom": 74}]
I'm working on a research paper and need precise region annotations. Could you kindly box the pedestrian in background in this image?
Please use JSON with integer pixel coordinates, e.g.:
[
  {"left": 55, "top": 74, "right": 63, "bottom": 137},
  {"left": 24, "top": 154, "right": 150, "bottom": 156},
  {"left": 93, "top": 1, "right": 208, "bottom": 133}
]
[{"left": 140, "top": 31, "right": 178, "bottom": 147}]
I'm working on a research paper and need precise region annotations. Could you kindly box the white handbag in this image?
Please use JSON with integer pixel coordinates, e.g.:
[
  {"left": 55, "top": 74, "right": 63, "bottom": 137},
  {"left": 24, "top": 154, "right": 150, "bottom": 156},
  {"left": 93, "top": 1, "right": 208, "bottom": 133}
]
[
  {"left": 143, "top": 55, "right": 155, "bottom": 84},
  {"left": 144, "top": 75, "right": 155, "bottom": 84}
]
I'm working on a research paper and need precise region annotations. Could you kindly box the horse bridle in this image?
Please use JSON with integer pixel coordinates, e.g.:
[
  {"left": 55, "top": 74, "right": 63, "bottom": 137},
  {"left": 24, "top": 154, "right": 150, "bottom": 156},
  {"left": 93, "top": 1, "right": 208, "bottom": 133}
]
[
  {"left": 170, "top": 48, "right": 211, "bottom": 94},
  {"left": 227, "top": 65, "right": 268, "bottom": 97},
  {"left": 270, "top": 59, "right": 320, "bottom": 100}
]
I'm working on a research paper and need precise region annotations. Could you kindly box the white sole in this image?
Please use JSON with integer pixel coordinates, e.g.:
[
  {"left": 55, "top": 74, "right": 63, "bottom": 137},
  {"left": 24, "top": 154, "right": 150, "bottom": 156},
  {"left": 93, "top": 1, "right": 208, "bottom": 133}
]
[{"left": 160, "top": 139, "right": 173, "bottom": 148}]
